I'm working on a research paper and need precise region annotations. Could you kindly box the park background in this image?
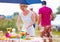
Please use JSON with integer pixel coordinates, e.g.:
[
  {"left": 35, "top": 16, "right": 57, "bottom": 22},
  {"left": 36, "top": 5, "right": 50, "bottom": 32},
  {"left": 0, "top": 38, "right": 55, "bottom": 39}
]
[{"left": 0, "top": 0, "right": 60, "bottom": 42}]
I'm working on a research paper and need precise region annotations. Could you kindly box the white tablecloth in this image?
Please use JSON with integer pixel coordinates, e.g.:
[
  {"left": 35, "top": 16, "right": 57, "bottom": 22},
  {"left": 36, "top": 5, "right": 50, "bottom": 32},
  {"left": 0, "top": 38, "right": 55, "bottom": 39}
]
[
  {"left": 10, "top": 37, "right": 43, "bottom": 42},
  {"left": 20, "top": 37, "right": 43, "bottom": 42},
  {"left": 0, "top": 37, "right": 43, "bottom": 42}
]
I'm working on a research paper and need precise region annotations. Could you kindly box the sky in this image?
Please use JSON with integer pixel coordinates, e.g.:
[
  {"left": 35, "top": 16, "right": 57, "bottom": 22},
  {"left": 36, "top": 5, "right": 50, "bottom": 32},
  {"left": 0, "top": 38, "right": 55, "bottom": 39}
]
[{"left": 0, "top": 0, "right": 60, "bottom": 16}]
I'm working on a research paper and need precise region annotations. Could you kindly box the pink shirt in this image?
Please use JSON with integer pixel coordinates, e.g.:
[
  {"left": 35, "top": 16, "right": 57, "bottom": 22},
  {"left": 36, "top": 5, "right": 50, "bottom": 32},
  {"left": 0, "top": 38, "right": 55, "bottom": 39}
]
[{"left": 38, "top": 6, "right": 52, "bottom": 26}]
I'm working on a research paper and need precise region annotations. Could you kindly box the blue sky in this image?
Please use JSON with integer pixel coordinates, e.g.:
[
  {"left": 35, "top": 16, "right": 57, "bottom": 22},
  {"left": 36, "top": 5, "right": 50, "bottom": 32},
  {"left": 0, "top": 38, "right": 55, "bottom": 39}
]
[{"left": 0, "top": 0, "right": 60, "bottom": 16}]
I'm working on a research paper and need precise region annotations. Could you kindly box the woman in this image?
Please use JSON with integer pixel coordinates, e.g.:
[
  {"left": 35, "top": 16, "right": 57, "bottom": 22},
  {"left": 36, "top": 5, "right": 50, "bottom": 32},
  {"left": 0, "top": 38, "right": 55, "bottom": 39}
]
[{"left": 16, "top": 4, "right": 35, "bottom": 37}]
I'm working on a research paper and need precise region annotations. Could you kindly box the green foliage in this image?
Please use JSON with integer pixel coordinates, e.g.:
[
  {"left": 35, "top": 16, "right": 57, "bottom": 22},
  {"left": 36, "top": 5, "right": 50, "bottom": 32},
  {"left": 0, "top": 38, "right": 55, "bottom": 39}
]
[
  {"left": 56, "top": 6, "right": 60, "bottom": 14},
  {"left": 12, "top": 12, "right": 19, "bottom": 19},
  {"left": 0, "top": 12, "right": 22, "bottom": 32},
  {"left": 0, "top": 18, "right": 17, "bottom": 32}
]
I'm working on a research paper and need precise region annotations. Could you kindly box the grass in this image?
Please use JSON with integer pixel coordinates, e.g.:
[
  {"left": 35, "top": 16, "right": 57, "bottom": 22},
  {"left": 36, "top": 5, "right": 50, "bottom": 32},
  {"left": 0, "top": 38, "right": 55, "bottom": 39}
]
[
  {"left": 35, "top": 28, "right": 40, "bottom": 36},
  {"left": 35, "top": 27, "right": 60, "bottom": 36},
  {"left": 52, "top": 29, "right": 60, "bottom": 37}
]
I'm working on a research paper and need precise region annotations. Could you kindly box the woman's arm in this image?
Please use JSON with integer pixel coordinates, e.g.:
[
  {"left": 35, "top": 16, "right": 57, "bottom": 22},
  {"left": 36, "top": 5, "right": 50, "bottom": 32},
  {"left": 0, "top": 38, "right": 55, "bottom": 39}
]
[
  {"left": 38, "top": 14, "right": 41, "bottom": 25},
  {"left": 16, "top": 15, "right": 21, "bottom": 31},
  {"left": 37, "top": 14, "right": 42, "bottom": 30},
  {"left": 26, "top": 13, "right": 35, "bottom": 29}
]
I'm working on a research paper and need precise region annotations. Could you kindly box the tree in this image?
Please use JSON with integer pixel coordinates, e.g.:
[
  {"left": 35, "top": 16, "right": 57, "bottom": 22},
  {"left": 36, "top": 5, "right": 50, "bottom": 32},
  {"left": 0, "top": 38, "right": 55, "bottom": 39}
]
[
  {"left": 12, "top": 12, "right": 19, "bottom": 19},
  {"left": 0, "top": 18, "right": 17, "bottom": 32},
  {"left": 56, "top": 6, "right": 60, "bottom": 14}
]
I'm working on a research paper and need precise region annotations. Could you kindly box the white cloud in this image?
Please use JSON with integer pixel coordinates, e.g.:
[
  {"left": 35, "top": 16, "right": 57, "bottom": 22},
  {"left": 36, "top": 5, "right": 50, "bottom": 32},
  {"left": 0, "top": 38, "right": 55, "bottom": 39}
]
[{"left": 0, "top": 3, "right": 21, "bottom": 16}]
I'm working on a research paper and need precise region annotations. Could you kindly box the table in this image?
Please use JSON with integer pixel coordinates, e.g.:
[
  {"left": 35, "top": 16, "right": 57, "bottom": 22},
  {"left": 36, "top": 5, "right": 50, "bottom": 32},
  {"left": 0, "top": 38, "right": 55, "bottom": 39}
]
[{"left": 0, "top": 37, "right": 43, "bottom": 42}]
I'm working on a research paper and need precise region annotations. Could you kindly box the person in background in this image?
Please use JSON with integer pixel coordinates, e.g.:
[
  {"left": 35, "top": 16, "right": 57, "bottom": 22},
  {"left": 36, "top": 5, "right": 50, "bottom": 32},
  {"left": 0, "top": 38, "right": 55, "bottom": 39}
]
[
  {"left": 30, "top": 8, "right": 38, "bottom": 28},
  {"left": 16, "top": 4, "right": 35, "bottom": 37},
  {"left": 38, "top": 1, "right": 54, "bottom": 42}
]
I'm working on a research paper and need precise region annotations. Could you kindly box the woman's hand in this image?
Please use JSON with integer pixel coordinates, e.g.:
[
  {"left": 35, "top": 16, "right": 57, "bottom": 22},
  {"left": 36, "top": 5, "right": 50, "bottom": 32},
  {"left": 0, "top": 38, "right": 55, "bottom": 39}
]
[
  {"left": 26, "top": 27, "right": 28, "bottom": 30},
  {"left": 26, "top": 26, "right": 29, "bottom": 30}
]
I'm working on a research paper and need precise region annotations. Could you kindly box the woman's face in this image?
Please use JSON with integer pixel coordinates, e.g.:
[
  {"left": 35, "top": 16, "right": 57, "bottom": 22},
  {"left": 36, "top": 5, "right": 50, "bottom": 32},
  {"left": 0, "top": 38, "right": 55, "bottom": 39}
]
[{"left": 20, "top": 4, "right": 28, "bottom": 11}]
